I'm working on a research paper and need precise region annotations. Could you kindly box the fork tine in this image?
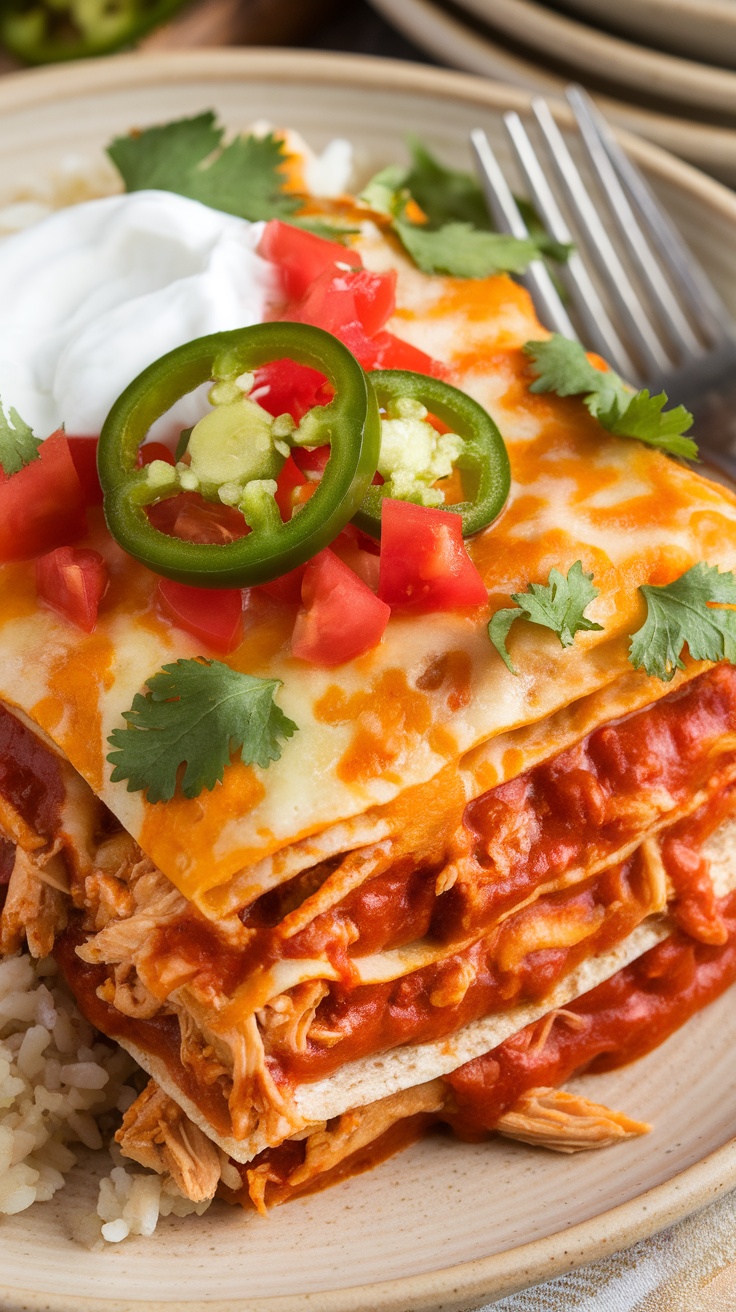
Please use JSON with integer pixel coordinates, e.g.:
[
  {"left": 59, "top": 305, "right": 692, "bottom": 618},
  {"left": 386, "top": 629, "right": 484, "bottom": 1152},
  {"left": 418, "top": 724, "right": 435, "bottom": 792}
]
[
  {"left": 469, "top": 128, "right": 578, "bottom": 340},
  {"left": 502, "top": 110, "right": 638, "bottom": 381},
  {"left": 565, "top": 85, "right": 704, "bottom": 365},
  {"left": 531, "top": 97, "right": 672, "bottom": 379},
  {"left": 569, "top": 86, "right": 733, "bottom": 352}
]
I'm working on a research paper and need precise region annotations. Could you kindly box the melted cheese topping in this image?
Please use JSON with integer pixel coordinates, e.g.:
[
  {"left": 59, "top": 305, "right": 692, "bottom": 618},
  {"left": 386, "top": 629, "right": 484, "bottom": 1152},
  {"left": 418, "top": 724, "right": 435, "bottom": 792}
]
[{"left": 1, "top": 230, "right": 736, "bottom": 916}]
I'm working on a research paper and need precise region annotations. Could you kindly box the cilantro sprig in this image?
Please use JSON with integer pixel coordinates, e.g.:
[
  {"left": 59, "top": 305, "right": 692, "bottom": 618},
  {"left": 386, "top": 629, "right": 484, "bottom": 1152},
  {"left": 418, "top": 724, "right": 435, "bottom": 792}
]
[
  {"left": 524, "top": 335, "right": 696, "bottom": 460},
  {"left": 628, "top": 562, "right": 736, "bottom": 682},
  {"left": 489, "top": 561, "right": 603, "bottom": 675},
  {"left": 0, "top": 399, "right": 41, "bottom": 477},
  {"left": 361, "top": 138, "right": 569, "bottom": 279},
  {"left": 107, "top": 658, "right": 297, "bottom": 803},
  {"left": 394, "top": 221, "right": 544, "bottom": 279},
  {"left": 108, "top": 111, "right": 300, "bottom": 224}
]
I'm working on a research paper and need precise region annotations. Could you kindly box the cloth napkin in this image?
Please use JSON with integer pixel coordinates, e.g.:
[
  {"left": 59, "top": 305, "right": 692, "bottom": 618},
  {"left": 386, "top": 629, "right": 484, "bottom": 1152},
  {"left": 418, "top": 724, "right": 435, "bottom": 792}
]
[{"left": 480, "top": 1185, "right": 736, "bottom": 1311}]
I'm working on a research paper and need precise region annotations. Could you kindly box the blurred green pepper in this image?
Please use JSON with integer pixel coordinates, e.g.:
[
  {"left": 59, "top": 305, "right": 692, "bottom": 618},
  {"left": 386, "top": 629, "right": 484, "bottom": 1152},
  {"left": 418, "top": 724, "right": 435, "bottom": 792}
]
[{"left": 0, "top": 0, "right": 188, "bottom": 64}]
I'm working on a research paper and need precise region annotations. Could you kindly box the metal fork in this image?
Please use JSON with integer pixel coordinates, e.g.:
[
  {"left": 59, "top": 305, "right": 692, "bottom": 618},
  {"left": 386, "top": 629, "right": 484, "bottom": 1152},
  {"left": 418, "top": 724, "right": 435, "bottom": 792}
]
[{"left": 470, "top": 86, "right": 736, "bottom": 477}]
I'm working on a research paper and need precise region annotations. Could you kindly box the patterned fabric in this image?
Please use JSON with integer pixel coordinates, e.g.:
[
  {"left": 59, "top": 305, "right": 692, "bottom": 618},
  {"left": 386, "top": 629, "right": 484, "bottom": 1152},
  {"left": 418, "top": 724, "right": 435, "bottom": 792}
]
[{"left": 483, "top": 1189, "right": 736, "bottom": 1311}]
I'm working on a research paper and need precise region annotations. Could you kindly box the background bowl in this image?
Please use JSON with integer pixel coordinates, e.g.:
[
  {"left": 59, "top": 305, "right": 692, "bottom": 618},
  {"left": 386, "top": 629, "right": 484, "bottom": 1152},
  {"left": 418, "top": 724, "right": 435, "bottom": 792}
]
[
  {"left": 2, "top": 48, "right": 736, "bottom": 1312},
  {"left": 367, "top": 0, "right": 736, "bottom": 185}
]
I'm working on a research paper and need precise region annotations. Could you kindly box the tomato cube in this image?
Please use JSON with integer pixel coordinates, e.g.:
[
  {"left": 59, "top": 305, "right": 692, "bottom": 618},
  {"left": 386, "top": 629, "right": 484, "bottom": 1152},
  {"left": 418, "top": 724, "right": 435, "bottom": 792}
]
[
  {"left": 377, "top": 500, "right": 488, "bottom": 612},
  {"left": 0, "top": 432, "right": 87, "bottom": 562},
  {"left": 253, "top": 358, "right": 333, "bottom": 424},
  {"left": 36, "top": 546, "right": 108, "bottom": 633},
  {"left": 291, "top": 548, "right": 390, "bottom": 665},
  {"left": 259, "top": 219, "right": 361, "bottom": 301},
  {"left": 157, "top": 579, "right": 244, "bottom": 654},
  {"left": 67, "top": 436, "right": 103, "bottom": 505}
]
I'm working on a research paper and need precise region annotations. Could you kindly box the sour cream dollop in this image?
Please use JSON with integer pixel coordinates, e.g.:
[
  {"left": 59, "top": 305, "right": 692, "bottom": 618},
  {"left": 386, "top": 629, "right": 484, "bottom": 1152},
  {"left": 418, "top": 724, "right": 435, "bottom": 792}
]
[{"left": 0, "top": 189, "right": 281, "bottom": 438}]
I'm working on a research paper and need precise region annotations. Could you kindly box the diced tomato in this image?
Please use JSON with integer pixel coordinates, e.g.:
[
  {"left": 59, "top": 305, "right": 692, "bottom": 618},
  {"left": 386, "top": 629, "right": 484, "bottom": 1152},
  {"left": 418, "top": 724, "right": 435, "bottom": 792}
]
[
  {"left": 253, "top": 358, "right": 333, "bottom": 424},
  {"left": 331, "top": 529, "right": 381, "bottom": 593},
  {"left": 291, "top": 445, "right": 330, "bottom": 478},
  {"left": 363, "top": 330, "right": 448, "bottom": 377},
  {"left": 281, "top": 266, "right": 396, "bottom": 369},
  {"left": 67, "top": 436, "right": 103, "bottom": 505},
  {"left": 292, "top": 548, "right": 390, "bottom": 665},
  {"left": 148, "top": 493, "right": 247, "bottom": 545},
  {"left": 349, "top": 267, "right": 397, "bottom": 336},
  {"left": 0, "top": 432, "right": 87, "bottom": 562},
  {"left": 138, "top": 442, "right": 176, "bottom": 467},
  {"left": 273, "top": 454, "right": 311, "bottom": 523},
  {"left": 36, "top": 546, "right": 108, "bottom": 633},
  {"left": 259, "top": 220, "right": 361, "bottom": 301},
  {"left": 259, "top": 563, "right": 307, "bottom": 605},
  {"left": 157, "top": 578, "right": 244, "bottom": 654},
  {"left": 377, "top": 500, "right": 488, "bottom": 612}
]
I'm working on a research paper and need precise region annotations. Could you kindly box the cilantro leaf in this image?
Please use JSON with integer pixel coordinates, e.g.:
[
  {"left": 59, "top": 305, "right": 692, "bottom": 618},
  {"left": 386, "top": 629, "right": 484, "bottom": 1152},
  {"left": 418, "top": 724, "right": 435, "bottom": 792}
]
[
  {"left": 524, "top": 334, "right": 629, "bottom": 409},
  {"left": 402, "top": 136, "right": 491, "bottom": 231},
  {"left": 514, "top": 196, "right": 573, "bottom": 266},
  {"left": 489, "top": 561, "right": 603, "bottom": 675},
  {"left": 524, "top": 335, "right": 697, "bottom": 460},
  {"left": 107, "top": 112, "right": 300, "bottom": 223},
  {"left": 596, "top": 390, "right": 697, "bottom": 460},
  {"left": 361, "top": 138, "right": 570, "bottom": 279},
  {"left": 0, "top": 398, "right": 41, "bottom": 476},
  {"left": 107, "top": 658, "right": 297, "bottom": 803},
  {"left": 395, "top": 219, "right": 543, "bottom": 278},
  {"left": 400, "top": 140, "right": 571, "bottom": 262},
  {"left": 107, "top": 112, "right": 222, "bottom": 193},
  {"left": 360, "top": 164, "right": 410, "bottom": 218},
  {"left": 628, "top": 562, "right": 736, "bottom": 682}
]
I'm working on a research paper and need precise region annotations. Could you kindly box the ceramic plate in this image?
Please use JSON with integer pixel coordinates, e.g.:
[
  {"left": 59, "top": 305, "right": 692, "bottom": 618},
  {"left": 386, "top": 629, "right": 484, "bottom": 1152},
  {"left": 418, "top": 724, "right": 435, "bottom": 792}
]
[
  {"left": 453, "top": 0, "right": 736, "bottom": 114},
  {"left": 556, "top": 0, "right": 736, "bottom": 69},
  {"left": 368, "top": 0, "right": 736, "bottom": 185},
  {"left": 2, "top": 48, "right": 736, "bottom": 1312}
]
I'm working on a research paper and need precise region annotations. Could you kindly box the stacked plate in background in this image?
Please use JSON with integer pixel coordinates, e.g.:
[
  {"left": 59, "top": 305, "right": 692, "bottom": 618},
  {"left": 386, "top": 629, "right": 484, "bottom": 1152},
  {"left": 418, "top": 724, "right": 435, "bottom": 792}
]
[{"left": 367, "top": 0, "right": 736, "bottom": 183}]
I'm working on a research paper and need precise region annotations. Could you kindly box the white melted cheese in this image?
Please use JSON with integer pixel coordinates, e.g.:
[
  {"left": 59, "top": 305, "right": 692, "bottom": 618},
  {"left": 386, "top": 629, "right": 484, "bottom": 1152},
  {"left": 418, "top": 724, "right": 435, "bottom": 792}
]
[{"left": 0, "top": 189, "right": 281, "bottom": 438}]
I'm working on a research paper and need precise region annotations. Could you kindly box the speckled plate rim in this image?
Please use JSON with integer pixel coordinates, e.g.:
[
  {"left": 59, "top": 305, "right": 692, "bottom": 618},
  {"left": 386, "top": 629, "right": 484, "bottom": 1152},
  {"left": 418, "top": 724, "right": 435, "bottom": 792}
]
[
  {"left": 1, "top": 47, "right": 736, "bottom": 1312},
  {"left": 554, "top": 0, "right": 736, "bottom": 68},
  {"left": 367, "top": 0, "right": 736, "bottom": 180},
  {"left": 453, "top": 0, "right": 736, "bottom": 114}
]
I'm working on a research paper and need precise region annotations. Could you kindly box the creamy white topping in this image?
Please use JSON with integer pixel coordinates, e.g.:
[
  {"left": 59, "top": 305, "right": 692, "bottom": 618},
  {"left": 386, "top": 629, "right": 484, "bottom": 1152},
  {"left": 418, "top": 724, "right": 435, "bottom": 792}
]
[{"left": 0, "top": 189, "right": 281, "bottom": 438}]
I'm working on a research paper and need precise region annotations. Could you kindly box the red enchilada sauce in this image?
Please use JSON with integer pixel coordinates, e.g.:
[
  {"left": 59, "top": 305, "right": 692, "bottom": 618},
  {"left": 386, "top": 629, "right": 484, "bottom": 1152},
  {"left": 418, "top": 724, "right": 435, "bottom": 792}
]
[
  {"left": 239, "top": 665, "right": 736, "bottom": 971},
  {"left": 234, "top": 893, "right": 736, "bottom": 1209},
  {"left": 5, "top": 665, "right": 736, "bottom": 1172},
  {"left": 0, "top": 702, "right": 64, "bottom": 837},
  {"left": 53, "top": 924, "right": 235, "bottom": 1139},
  {"left": 444, "top": 886, "right": 736, "bottom": 1136},
  {"left": 37, "top": 669, "right": 736, "bottom": 1092}
]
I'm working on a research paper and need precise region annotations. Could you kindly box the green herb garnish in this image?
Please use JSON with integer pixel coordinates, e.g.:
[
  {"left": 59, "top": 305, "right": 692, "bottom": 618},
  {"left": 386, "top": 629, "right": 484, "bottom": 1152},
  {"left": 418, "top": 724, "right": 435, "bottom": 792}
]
[
  {"left": 523, "top": 335, "right": 696, "bottom": 460},
  {"left": 108, "top": 112, "right": 301, "bottom": 223},
  {"left": 107, "top": 658, "right": 297, "bottom": 803},
  {"left": 0, "top": 399, "right": 41, "bottom": 477},
  {"left": 361, "top": 138, "right": 569, "bottom": 279},
  {"left": 629, "top": 562, "right": 736, "bottom": 682},
  {"left": 489, "top": 561, "right": 603, "bottom": 675}
]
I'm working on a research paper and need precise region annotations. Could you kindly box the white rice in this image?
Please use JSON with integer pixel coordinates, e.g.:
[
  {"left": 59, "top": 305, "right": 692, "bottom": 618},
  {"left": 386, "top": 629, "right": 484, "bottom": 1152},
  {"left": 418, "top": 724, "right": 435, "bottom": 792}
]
[{"left": 0, "top": 951, "right": 213, "bottom": 1244}]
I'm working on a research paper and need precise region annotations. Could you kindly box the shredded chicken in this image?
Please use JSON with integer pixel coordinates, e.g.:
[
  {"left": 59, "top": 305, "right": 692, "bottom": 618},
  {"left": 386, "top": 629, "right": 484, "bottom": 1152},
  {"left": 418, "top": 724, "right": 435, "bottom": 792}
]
[
  {"left": 529, "top": 1006, "right": 587, "bottom": 1054},
  {"left": 496, "top": 1086, "right": 650, "bottom": 1152},
  {"left": 0, "top": 793, "right": 46, "bottom": 851},
  {"left": 116, "top": 1080, "right": 222, "bottom": 1202},
  {"left": 429, "top": 956, "right": 477, "bottom": 1008},
  {"left": 0, "top": 845, "right": 68, "bottom": 956},
  {"left": 258, "top": 979, "right": 330, "bottom": 1055},
  {"left": 276, "top": 1079, "right": 445, "bottom": 1198},
  {"left": 177, "top": 1009, "right": 231, "bottom": 1088},
  {"left": 83, "top": 869, "right": 136, "bottom": 933}
]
